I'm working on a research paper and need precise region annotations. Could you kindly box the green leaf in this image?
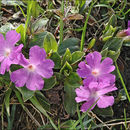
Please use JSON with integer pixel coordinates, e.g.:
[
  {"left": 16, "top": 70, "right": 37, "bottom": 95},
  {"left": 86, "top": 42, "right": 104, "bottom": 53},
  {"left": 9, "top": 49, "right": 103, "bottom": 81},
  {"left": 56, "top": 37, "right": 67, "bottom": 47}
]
[
  {"left": 76, "top": 117, "right": 95, "bottom": 130},
  {"left": 102, "top": 37, "right": 124, "bottom": 61},
  {"left": 60, "top": 61, "right": 73, "bottom": 76},
  {"left": 30, "top": 96, "right": 48, "bottom": 116},
  {"left": 93, "top": 106, "right": 113, "bottom": 117},
  {"left": 103, "top": 14, "right": 117, "bottom": 34},
  {"left": 71, "top": 51, "right": 85, "bottom": 65},
  {"left": 64, "top": 72, "right": 81, "bottom": 116},
  {"left": 14, "top": 89, "right": 25, "bottom": 109},
  {"left": 102, "top": 37, "right": 123, "bottom": 52},
  {"left": 43, "top": 32, "right": 58, "bottom": 53},
  {"left": 62, "top": 48, "right": 72, "bottom": 65},
  {"left": 60, "top": 120, "right": 76, "bottom": 129},
  {"left": 102, "top": 36, "right": 113, "bottom": 42},
  {"left": 29, "top": 31, "right": 47, "bottom": 47},
  {"left": 58, "top": 38, "right": 80, "bottom": 56},
  {"left": 107, "top": 49, "right": 120, "bottom": 61},
  {"left": 38, "top": 124, "right": 53, "bottom": 130},
  {"left": 2, "top": 0, "right": 25, "bottom": 6},
  {"left": 108, "top": 14, "right": 117, "bottom": 27},
  {"left": 23, "top": 0, "right": 33, "bottom": 45},
  {"left": 35, "top": 91, "right": 50, "bottom": 111},
  {"left": 79, "top": 0, "right": 92, "bottom": 13},
  {"left": 0, "top": 23, "right": 14, "bottom": 34},
  {"left": 17, "top": 86, "right": 35, "bottom": 102},
  {"left": 7, "top": 104, "right": 16, "bottom": 130},
  {"left": 102, "top": 25, "right": 117, "bottom": 42},
  {"left": 43, "top": 76, "right": 57, "bottom": 91},
  {"left": 123, "top": 38, "right": 130, "bottom": 47},
  {"left": 0, "top": 72, "right": 10, "bottom": 86},
  {"left": 118, "top": 89, "right": 127, "bottom": 101},
  {"left": 4, "top": 88, "right": 12, "bottom": 116},
  {"left": 32, "top": 18, "right": 49, "bottom": 33},
  {"left": 16, "top": 24, "right": 25, "bottom": 43},
  {"left": 50, "top": 52, "right": 61, "bottom": 69},
  {"left": 101, "top": 47, "right": 108, "bottom": 57},
  {"left": 31, "top": 0, "right": 40, "bottom": 18},
  {"left": 87, "top": 38, "right": 96, "bottom": 49},
  {"left": 54, "top": 72, "right": 65, "bottom": 83}
]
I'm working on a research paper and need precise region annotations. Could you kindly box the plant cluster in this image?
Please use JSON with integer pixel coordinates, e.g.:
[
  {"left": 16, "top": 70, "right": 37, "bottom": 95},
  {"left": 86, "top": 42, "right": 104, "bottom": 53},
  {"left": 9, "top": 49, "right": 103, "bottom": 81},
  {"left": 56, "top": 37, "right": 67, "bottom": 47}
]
[
  {"left": 76, "top": 51, "right": 117, "bottom": 112},
  {"left": 0, "top": 0, "right": 130, "bottom": 129}
]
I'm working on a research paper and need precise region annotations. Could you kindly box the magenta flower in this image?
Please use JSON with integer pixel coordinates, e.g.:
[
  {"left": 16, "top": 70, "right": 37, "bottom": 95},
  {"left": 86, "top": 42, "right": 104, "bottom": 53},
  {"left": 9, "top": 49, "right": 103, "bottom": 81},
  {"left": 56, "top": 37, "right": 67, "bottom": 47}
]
[
  {"left": 77, "top": 51, "right": 115, "bottom": 86},
  {"left": 117, "top": 20, "right": 130, "bottom": 37},
  {"left": 0, "top": 30, "right": 23, "bottom": 74},
  {"left": 124, "top": 20, "right": 130, "bottom": 36},
  {"left": 75, "top": 82, "right": 117, "bottom": 112},
  {"left": 10, "top": 45, "right": 54, "bottom": 91}
]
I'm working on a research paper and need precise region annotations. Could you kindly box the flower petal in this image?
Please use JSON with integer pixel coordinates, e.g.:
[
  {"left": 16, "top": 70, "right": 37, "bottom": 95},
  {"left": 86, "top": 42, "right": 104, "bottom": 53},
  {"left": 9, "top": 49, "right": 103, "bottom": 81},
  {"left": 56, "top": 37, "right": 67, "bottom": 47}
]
[
  {"left": 125, "top": 28, "right": 130, "bottom": 36},
  {"left": 97, "top": 96, "right": 114, "bottom": 108},
  {"left": 97, "top": 85, "right": 117, "bottom": 95},
  {"left": 26, "top": 73, "right": 44, "bottom": 90},
  {"left": 75, "top": 86, "right": 90, "bottom": 103},
  {"left": 29, "top": 45, "right": 46, "bottom": 65},
  {"left": 128, "top": 20, "right": 130, "bottom": 28},
  {"left": 6, "top": 30, "right": 21, "bottom": 46},
  {"left": 0, "top": 56, "right": 4, "bottom": 62},
  {"left": 14, "top": 44, "right": 23, "bottom": 53},
  {"left": 83, "top": 76, "right": 96, "bottom": 86},
  {"left": 0, "top": 58, "right": 12, "bottom": 74},
  {"left": 77, "top": 64, "right": 91, "bottom": 78},
  {"left": 78, "top": 61, "right": 86, "bottom": 69},
  {"left": 101, "top": 57, "right": 115, "bottom": 74},
  {"left": 86, "top": 51, "right": 101, "bottom": 68},
  {"left": 18, "top": 54, "right": 29, "bottom": 67},
  {"left": 88, "top": 82, "right": 98, "bottom": 90},
  {"left": 81, "top": 98, "right": 96, "bottom": 112},
  {"left": 98, "top": 74, "right": 115, "bottom": 84},
  {"left": 0, "top": 34, "right": 6, "bottom": 55},
  {"left": 36, "top": 59, "right": 54, "bottom": 78},
  {"left": 11, "top": 68, "right": 28, "bottom": 87},
  {"left": 9, "top": 44, "right": 23, "bottom": 62}
]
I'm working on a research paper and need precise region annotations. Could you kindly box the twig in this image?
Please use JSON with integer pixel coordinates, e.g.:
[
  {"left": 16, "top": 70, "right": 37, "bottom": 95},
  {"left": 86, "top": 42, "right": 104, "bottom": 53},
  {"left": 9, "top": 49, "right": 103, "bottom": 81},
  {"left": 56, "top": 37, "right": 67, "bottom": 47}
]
[
  {"left": 89, "top": 111, "right": 110, "bottom": 130},
  {"left": 24, "top": 107, "right": 41, "bottom": 127},
  {"left": 30, "top": 104, "right": 45, "bottom": 125},
  {"left": 92, "top": 120, "right": 130, "bottom": 129}
]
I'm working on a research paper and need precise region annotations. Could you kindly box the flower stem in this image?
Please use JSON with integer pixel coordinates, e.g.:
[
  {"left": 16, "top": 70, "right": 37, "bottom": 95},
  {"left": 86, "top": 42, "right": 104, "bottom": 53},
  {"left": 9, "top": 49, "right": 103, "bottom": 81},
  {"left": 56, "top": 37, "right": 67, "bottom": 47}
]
[{"left": 115, "top": 62, "right": 130, "bottom": 102}]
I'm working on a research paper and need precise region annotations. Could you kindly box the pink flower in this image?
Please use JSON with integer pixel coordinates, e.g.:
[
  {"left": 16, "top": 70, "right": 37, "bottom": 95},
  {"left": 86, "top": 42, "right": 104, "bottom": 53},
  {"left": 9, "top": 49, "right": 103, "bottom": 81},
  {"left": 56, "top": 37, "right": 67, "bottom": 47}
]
[
  {"left": 77, "top": 51, "right": 115, "bottom": 86},
  {"left": 117, "top": 20, "right": 130, "bottom": 37},
  {"left": 124, "top": 20, "right": 130, "bottom": 36},
  {"left": 10, "top": 45, "right": 54, "bottom": 91},
  {"left": 0, "top": 30, "right": 23, "bottom": 74},
  {"left": 75, "top": 82, "right": 117, "bottom": 112}
]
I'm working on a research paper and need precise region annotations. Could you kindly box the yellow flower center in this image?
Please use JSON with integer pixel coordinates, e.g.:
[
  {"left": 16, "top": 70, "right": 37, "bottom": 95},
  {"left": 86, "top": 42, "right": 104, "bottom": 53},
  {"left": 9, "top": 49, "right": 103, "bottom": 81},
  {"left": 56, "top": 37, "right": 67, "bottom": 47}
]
[
  {"left": 4, "top": 48, "right": 11, "bottom": 57},
  {"left": 92, "top": 69, "right": 100, "bottom": 77},
  {"left": 91, "top": 91, "right": 98, "bottom": 98},
  {"left": 27, "top": 64, "right": 35, "bottom": 72}
]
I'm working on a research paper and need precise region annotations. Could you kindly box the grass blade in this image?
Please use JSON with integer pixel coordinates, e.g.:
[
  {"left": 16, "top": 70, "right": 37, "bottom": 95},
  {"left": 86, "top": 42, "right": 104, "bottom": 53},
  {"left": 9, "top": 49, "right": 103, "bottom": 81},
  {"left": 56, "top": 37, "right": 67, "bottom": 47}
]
[
  {"left": 7, "top": 104, "right": 16, "bottom": 130},
  {"left": 59, "top": 0, "right": 64, "bottom": 45},
  {"left": 23, "top": 0, "right": 33, "bottom": 46},
  {"left": 71, "top": 99, "right": 98, "bottom": 129},
  {"left": 80, "top": 0, "right": 97, "bottom": 51},
  {"left": 124, "top": 108, "right": 127, "bottom": 130},
  {"left": 77, "top": 104, "right": 84, "bottom": 130},
  {"left": 115, "top": 62, "right": 130, "bottom": 102},
  {"left": 30, "top": 96, "right": 58, "bottom": 130},
  {"left": 4, "top": 88, "right": 12, "bottom": 116}
]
